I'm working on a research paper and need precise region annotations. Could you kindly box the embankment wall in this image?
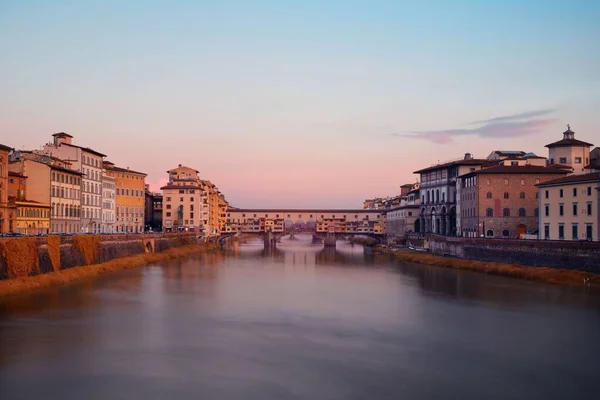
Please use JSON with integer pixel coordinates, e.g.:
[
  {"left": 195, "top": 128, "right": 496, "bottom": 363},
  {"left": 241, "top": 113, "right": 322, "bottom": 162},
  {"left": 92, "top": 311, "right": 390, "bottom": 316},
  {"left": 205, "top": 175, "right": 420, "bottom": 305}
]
[
  {"left": 0, "top": 234, "right": 198, "bottom": 280},
  {"left": 426, "top": 235, "right": 600, "bottom": 273}
]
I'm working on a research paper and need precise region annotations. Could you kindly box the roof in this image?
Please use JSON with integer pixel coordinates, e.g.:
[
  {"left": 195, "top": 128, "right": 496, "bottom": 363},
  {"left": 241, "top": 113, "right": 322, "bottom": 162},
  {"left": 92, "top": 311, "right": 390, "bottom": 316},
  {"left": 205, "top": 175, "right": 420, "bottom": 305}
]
[
  {"left": 8, "top": 171, "right": 26, "bottom": 178},
  {"left": 536, "top": 172, "right": 600, "bottom": 187},
  {"left": 0, "top": 143, "right": 13, "bottom": 152},
  {"left": 494, "top": 150, "right": 526, "bottom": 156},
  {"left": 228, "top": 209, "right": 382, "bottom": 214},
  {"left": 467, "top": 165, "right": 571, "bottom": 175},
  {"left": 545, "top": 138, "right": 594, "bottom": 148},
  {"left": 168, "top": 165, "right": 200, "bottom": 174},
  {"left": 105, "top": 164, "right": 147, "bottom": 176},
  {"left": 160, "top": 184, "right": 203, "bottom": 190},
  {"left": 522, "top": 152, "right": 546, "bottom": 159},
  {"left": 60, "top": 142, "right": 106, "bottom": 157},
  {"left": 8, "top": 197, "right": 51, "bottom": 207},
  {"left": 51, "top": 165, "right": 84, "bottom": 175},
  {"left": 414, "top": 159, "right": 495, "bottom": 174},
  {"left": 52, "top": 132, "right": 73, "bottom": 138}
]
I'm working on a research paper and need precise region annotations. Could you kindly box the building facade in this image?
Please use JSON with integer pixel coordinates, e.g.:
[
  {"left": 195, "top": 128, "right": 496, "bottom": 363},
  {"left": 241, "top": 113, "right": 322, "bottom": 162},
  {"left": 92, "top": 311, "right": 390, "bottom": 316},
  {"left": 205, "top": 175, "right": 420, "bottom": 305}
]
[
  {"left": 104, "top": 162, "right": 146, "bottom": 233},
  {"left": 459, "top": 165, "right": 569, "bottom": 238},
  {"left": 385, "top": 184, "right": 421, "bottom": 238},
  {"left": 416, "top": 154, "right": 495, "bottom": 236},
  {"left": 161, "top": 165, "right": 206, "bottom": 233},
  {"left": 101, "top": 171, "right": 116, "bottom": 233},
  {"left": 546, "top": 126, "right": 593, "bottom": 175},
  {"left": 0, "top": 144, "right": 14, "bottom": 233},
  {"left": 144, "top": 185, "right": 163, "bottom": 232},
  {"left": 537, "top": 173, "right": 600, "bottom": 241},
  {"left": 42, "top": 133, "right": 106, "bottom": 233}
]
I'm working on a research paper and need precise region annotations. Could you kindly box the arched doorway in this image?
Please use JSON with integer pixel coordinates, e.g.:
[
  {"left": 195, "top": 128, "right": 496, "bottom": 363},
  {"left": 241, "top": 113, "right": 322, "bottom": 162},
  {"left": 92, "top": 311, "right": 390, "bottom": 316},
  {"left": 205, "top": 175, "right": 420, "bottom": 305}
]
[
  {"left": 441, "top": 206, "right": 447, "bottom": 235},
  {"left": 414, "top": 219, "right": 420, "bottom": 233},
  {"left": 517, "top": 224, "right": 527, "bottom": 238}
]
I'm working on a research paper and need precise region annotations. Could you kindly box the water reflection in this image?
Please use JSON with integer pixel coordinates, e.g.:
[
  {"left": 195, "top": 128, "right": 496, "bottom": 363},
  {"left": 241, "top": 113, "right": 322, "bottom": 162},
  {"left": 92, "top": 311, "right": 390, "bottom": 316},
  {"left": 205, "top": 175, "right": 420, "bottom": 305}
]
[{"left": 1, "top": 243, "right": 599, "bottom": 400}]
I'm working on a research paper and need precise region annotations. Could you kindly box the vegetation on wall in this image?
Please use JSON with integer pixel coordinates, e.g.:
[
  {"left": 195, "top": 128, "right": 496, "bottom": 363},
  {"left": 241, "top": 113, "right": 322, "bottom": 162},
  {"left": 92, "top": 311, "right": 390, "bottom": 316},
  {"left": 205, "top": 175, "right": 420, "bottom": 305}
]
[
  {"left": 46, "top": 235, "right": 61, "bottom": 272},
  {"left": 1, "top": 237, "right": 40, "bottom": 279},
  {"left": 72, "top": 235, "right": 100, "bottom": 265}
]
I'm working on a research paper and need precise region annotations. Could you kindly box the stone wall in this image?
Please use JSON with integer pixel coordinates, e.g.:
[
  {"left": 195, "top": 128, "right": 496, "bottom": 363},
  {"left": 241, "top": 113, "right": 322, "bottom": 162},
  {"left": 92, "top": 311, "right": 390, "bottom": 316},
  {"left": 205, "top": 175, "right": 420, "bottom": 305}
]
[
  {"left": 0, "top": 233, "right": 198, "bottom": 280},
  {"left": 427, "top": 235, "right": 600, "bottom": 273}
]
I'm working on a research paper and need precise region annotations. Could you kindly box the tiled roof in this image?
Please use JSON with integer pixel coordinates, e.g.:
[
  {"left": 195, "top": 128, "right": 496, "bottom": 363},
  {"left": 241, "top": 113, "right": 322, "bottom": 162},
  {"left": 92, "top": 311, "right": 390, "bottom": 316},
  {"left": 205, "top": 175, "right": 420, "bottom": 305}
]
[
  {"left": 61, "top": 142, "right": 106, "bottom": 157},
  {"left": 105, "top": 164, "right": 147, "bottom": 176},
  {"left": 476, "top": 165, "right": 570, "bottom": 174},
  {"left": 536, "top": 172, "right": 600, "bottom": 187},
  {"left": 160, "top": 184, "right": 203, "bottom": 190},
  {"left": 414, "top": 159, "right": 496, "bottom": 174},
  {"left": 545, "top": 138, "right": 593, "bottom": 148},
  {"left": 0, "top": 143, "right": 13, "bottom": 152}
]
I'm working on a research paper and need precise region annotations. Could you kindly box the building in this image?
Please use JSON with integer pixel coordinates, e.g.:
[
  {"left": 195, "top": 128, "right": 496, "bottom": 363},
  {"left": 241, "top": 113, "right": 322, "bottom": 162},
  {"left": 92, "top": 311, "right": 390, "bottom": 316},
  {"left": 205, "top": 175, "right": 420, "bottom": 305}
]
[
  {"left": 101, "top": 170, "right": 116, "bottom": 233},
  {"left": 416, "top": 153, "right": 496, "bottom": 236},
  {"left": 537, "top": 173, "right": 600, "bottom": 241},
  {"left": 487, "top": 150, "right": 547, "bottom": 167},
  {"left": 10, "top": 151, "right": 84, "bottom": 234},
  {"left": 144, "top": 185, "right": 163, "bottom": 231},
  {"left": 202, "top": 180, "right": 220, "bottom": 235},
  {"left": 586, "top": 147, "right": 600, "bottom": 172},
  {"left": 459, "top": 165, "right": 570, "bottom": 238},
  {"left": 546, "top": 125, "right": 593, "bottom": 174},
  {"left": 218, "top": 193, "right": 229, "bottom": 234},
  {"left": 161, "top": 165, "right": 207, "bottom": 233},
  {"left": 386, "top": 183, "right": 421, "bottom": 239},
  {"left": 104, "top": 161, "right": 146, "bottom": 233},
  {"left": 42, "top": 133, "right": 106, "bottom": 233}
]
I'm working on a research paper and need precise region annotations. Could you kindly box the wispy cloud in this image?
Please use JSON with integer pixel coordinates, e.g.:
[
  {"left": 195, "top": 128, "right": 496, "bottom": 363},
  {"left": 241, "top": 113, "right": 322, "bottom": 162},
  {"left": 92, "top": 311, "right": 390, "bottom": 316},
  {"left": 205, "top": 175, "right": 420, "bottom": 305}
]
[
  {"left": 471, "top": 109, "right": 556, "bottom": 124},
  {"left": 396, "top": 109, "right": 557, "bottom": 144}
]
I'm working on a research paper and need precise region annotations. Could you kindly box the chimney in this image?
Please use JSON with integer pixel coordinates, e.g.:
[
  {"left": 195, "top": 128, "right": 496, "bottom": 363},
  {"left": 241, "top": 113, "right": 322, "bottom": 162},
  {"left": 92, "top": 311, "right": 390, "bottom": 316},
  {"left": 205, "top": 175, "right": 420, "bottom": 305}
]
[{"left": 464, "top": 153, "right": 473, "bottom": 160}]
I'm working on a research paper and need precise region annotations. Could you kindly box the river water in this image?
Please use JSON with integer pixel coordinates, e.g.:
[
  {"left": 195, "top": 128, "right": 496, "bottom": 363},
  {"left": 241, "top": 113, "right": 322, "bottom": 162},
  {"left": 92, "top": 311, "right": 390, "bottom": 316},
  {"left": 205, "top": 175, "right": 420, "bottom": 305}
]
[{"left": 1, "top": 236, "right": 599, "bottom": 400}]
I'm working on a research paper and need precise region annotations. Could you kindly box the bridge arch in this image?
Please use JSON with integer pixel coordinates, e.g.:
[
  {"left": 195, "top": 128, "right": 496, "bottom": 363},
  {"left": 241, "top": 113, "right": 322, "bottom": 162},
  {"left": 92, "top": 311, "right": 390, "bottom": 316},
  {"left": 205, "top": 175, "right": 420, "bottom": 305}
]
[{"left": 305, "top": 220, "right": 316, "bottom": 231}]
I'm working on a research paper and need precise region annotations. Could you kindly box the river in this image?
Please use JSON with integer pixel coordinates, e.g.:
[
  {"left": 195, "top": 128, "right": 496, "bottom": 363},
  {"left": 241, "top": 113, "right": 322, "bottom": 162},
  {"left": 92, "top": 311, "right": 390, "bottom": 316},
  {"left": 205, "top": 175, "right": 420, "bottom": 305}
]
[{"left": 1, "top": 236, "right": 599, "bottom": 399}]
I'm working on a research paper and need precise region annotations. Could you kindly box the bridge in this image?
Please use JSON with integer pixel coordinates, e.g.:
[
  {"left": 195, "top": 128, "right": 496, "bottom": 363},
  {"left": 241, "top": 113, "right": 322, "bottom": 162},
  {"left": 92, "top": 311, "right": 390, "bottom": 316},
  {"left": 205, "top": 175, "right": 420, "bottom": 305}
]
[{"left": 220, "top": 208, "right": 386, "bottom": 249}]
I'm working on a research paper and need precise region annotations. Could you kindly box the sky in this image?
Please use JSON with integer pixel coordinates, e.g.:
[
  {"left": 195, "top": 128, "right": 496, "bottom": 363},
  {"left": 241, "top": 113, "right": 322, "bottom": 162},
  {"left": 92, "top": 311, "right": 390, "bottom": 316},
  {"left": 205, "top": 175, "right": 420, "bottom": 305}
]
[{"left": 1, "top": 0, "right": 599, "bottom": 208}]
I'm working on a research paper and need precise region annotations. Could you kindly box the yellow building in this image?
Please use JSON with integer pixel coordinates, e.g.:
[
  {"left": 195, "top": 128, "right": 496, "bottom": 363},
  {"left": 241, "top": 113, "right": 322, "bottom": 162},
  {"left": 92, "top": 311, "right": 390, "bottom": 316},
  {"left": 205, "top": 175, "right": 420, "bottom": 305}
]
[
  {"left": 104, "top": 161, "right": 147, "bottom": 233},
  {"left": 12, "top": 199, "right": 51, "bottom": 235},
  {"left": 201, "top": 180, "right": 221, "bottom": 235},
  {"left": 218, "top": 193, "right": 229, "bottom": 233}
]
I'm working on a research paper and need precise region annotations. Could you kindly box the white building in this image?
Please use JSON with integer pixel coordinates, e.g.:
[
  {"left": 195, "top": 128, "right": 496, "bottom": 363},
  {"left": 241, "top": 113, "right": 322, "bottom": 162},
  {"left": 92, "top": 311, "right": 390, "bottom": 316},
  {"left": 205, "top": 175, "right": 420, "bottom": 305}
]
[
  {"left": 161, "top": 164, "right": 207, "bottom": 233},
  {"left": 42, "top": 133, "right": 106, "bottom": 233},
  {"left": 101, "top": 171, "right": 116, "bottom": 233}
]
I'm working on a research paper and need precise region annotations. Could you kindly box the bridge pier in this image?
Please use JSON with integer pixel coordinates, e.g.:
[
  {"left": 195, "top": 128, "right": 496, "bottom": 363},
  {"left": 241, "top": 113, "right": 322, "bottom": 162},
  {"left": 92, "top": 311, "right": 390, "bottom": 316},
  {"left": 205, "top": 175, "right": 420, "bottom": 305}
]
[
  {"left": 323, "top": 233, "right": 337, "bottom": 248},
  {"left": 264, "top": 230, "right": 278, "bottom": 249}
]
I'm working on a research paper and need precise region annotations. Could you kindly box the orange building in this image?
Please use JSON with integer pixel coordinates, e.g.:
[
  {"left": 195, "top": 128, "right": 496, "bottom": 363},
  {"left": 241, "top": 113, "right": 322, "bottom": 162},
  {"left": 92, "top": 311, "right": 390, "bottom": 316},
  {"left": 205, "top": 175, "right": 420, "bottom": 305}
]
[
  {"left": 104, "top": 161, "right": 147, "bottom": 233},
  {"left": 0, "top": 144, "right": 17, "bottom": 233}
]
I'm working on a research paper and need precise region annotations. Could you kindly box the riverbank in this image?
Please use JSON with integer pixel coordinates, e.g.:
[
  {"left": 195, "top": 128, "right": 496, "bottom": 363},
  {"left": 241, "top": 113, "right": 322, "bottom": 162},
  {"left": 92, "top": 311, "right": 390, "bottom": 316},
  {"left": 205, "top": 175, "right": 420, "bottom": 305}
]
[
  {"left": 393, "top": 249, "right": 600, "bottom": 287},
  {"left": 0, "top": 243, "right": 220, "bottom": 299}
]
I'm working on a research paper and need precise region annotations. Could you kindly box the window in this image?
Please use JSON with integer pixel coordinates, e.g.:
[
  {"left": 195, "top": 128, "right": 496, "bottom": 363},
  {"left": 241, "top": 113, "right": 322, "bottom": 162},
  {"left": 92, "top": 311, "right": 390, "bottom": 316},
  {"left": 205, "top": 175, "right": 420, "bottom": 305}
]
[
  {"left": 504, "top": 179, "right": 509, "bottom": 185},
  {"left": 511, "top": 162, "right": 519, "bottom": 166},
  {"left": 572, "top": 224, "right": 578, "bottom": 240},
  {"left": 588, "top": 203, "right": 592, "bottom": 216},
  {"left": 545, "top": 190, "right": 549, "bottom": 199},
  {"left": 535, "top": 208, "right": 539, "bottom": 217},
  {"left": 544, "top": 224, "right": 549, "bottom": 239},
  {"left": 573, "top": 188, "right": 577, "bottom": 197},
  {"left": 575, "top": 157, "right": 582, "bottom": 164},
  {"left": 166, "top": 197, "right": 171, "bottom": 201},
  {"left": 587, "top": 225, "right": 593, "bottom": 240},
  {"left": 559, "top": 225, "right": 564, "bottom": 239},
  {"left": 486, "top": 192, "right": 492, "bottom": 199},
  {"left": 519, "top": 192, "right": 525, "bottom": 199},
  {"left": 486, "top": 208, "right": 493, "bottom": 217},
  {"left": 559, "top": 189, "right": 563, "bottom": 198},
  {"left": 559, "top": 157, "right": 567, "bottom": 164},
  {"left": 503, "top": 208, "right": 510, "bottom": 217},
  {"left": 166, "top": 205, "right": 171, "bottom": 210},
  {"left": 486, "top": 230, "right": 494, "bottom": 237},
  {"left": 502, "top": 230, "right": 510, "bottom": 237},
  {"left": 486, "top": 179, "right": 491, "bottom": 185},
  {"left": 518, "top": 208, "right": 526, "bottom": 217},
  {"left": 535, "top": 192, "right": 539, "bottom": 199},
  {"left": 559, "top": 204, "right": 564, "bottom": 216},
  {"left": 180, "top": 197, "right": 183, "bottom": 202},
  {"left": 588, "top": 186, "right": 592, "bottom": 196},
  {"left": 504, "top": 192, "right": 509, "bottom": 199},
  {"left": 573, "top": 203, "right": 578, "bottom": 216},
  {"left": 520, "top": 179, "right": 525, "bottom": 185}
]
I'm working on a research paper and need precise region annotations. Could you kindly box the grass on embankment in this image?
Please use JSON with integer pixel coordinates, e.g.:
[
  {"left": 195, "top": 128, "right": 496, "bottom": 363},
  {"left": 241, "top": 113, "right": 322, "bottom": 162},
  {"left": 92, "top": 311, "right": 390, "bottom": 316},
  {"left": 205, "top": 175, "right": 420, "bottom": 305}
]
[
  {"left": 394, "top": 250, "right": 600, "bottom": 287},
  {"left": 0, "top": 243, "right": 220, "bottom": 299}
]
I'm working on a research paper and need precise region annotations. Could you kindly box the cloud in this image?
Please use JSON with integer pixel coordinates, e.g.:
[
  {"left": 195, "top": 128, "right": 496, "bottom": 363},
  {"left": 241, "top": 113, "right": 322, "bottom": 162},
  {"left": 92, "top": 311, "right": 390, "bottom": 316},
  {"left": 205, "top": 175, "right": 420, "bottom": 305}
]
[
  {"left": 396, "top": 109, "right": 558, "bottom": 144},
  {"left": 471, "top": 109, "right": 556, "bottom": 124}
]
